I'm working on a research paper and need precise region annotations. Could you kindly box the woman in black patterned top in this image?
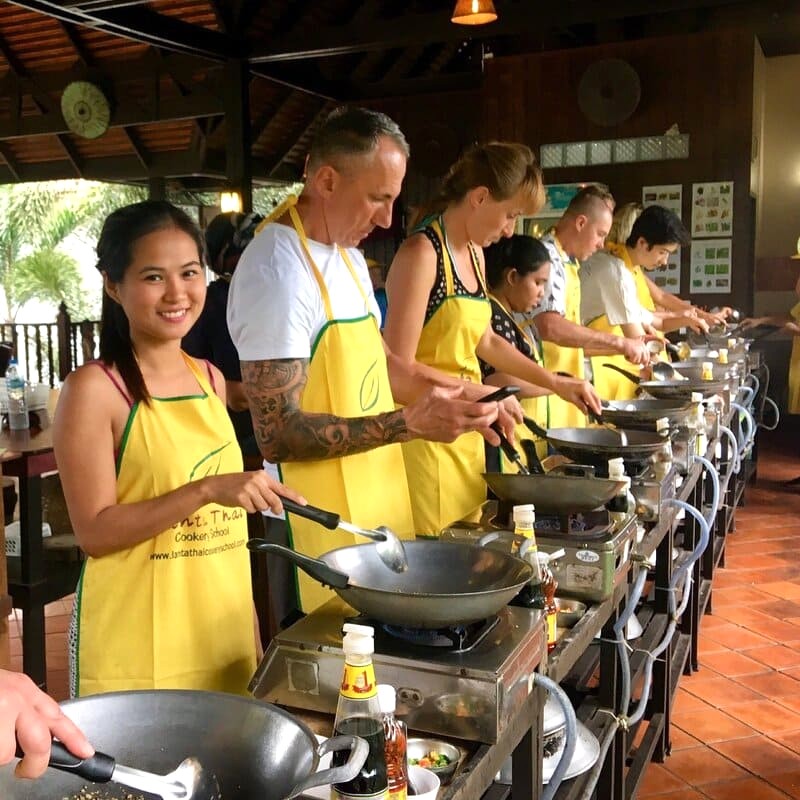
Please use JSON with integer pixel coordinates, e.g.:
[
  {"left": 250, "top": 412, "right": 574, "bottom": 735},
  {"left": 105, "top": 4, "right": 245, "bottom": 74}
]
[{"left": 481, "top": 235, "right": 554, "bottom": 465}]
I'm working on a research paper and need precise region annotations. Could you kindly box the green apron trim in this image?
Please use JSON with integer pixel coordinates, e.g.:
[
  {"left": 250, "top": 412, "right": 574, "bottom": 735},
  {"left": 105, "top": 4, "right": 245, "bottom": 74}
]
[{"left": 310, "top": 314, "right": 375, "bottom": 360}]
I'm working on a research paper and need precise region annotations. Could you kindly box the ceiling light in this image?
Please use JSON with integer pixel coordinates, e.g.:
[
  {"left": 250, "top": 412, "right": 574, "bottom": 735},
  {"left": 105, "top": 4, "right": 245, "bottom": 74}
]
[
  {"left": 220, "top": 191, "right": 242, "bottom": 213},
  {"left": 451, "top": 0, "right": 498, "bottom": 26}
]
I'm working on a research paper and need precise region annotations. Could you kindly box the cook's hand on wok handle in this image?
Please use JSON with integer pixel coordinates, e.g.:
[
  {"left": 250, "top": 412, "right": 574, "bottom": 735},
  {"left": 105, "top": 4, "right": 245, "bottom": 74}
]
[
  {"left": 282, "top": 498, "right": 340, "bottom": 530},
  {"left": 403, "top": 385, "right": 501, "bottom": 444},
  {"left": 247, "top": 540, "right": 349, "bottom": 589},
  {"left": 15, "top": 740, "right": 115, "bottom": 783},
  {"left": 554, "top": 376, "right": 603, "bottom": 417},
  {"left": 1, "top": 670, "right": 94, "bottom": 780}
]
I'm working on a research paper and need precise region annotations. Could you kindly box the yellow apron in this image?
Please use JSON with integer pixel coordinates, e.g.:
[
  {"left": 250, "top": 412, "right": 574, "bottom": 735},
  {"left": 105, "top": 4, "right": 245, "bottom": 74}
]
[
  {"left": 488, "top": 295, "right": 549, "bottom": 465},
  {"left": 266, "top": 199, "right": 415, "bottom": 613},
  {"left": 540, "top": 235, "right": 586, "bottom": 428},
  {"left": 587, "top": 243, "right": 642, "bottom": 401},
  {"left": 789, "top": 301, "right": 800, "bottom": 415},
  {"left": 402, "top": 218, "right": 491, "bottom": 534},
  {"left": 76, "top": 355, "right": 256, "bottom": 696}
]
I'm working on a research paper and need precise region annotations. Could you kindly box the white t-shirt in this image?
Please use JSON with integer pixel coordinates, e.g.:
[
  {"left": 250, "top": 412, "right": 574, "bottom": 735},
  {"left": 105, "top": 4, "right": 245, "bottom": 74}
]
[
  {"left": 580, "top": 251, "right": 654, "bottom": 328},
  {"left": 227, "top": 221, "right": 381, "bottom": 516},
  {"left": 227, "top": 222, "right": 380, "bottom": 361}
]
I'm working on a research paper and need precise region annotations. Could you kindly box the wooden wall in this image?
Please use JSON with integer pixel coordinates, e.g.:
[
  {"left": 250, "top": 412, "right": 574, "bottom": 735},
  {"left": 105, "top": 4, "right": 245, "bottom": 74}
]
[{"left": 481, "top": 29, "right": 758, "bottom": 312}]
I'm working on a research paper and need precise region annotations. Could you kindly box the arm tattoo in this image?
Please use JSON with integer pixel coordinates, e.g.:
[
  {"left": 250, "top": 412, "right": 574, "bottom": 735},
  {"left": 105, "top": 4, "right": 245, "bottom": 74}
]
[{"left": 241, "top": 358, "right": 409, "bottom": 462}]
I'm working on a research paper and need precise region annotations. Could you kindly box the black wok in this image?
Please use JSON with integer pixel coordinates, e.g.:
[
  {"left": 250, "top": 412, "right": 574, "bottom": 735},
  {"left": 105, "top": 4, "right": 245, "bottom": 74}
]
[
  {"left": 523, "top": 415, "right": 669, "bottom": 465},
  {"left": 601, "top": 362, "right": 728, "bottom": 400},
  {"left": 600, "top": 398, "right": 695, "bottom": 430},
  {"left": 482, "top": 467, "right": 627, "bottom": 513},
  {"left": 248, "top": 539, "right": 532, "bottom": 628},
  {"left": 0, "top": 690, "right": 367, "bottom": 800}
]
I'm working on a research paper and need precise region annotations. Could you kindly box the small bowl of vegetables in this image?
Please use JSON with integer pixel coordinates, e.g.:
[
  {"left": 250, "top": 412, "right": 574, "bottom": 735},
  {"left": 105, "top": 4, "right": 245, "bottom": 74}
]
[{"left": 407, "top": 737, "right": 461, "bottom": 784}]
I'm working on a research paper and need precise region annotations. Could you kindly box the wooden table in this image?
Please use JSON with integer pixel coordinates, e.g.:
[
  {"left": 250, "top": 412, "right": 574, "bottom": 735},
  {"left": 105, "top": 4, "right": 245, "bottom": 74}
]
[{"left": 0, "top": 391, "right": 75, "bottom": 689}]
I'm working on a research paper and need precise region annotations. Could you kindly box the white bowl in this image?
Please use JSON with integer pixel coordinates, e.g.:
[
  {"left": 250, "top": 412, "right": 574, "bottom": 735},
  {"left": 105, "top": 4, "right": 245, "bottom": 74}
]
[{"left": 408, "top": 764, "right": 440, "bottom": 799}]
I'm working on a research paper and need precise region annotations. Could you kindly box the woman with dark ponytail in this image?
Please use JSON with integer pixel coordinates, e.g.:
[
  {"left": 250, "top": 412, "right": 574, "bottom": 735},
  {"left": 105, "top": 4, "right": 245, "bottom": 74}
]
[
  {"left": 482, "top": 234, "right": 553, "bottom": 464},
  {"left": 53, "top": 200, "right": 303, "bottom": 698}
]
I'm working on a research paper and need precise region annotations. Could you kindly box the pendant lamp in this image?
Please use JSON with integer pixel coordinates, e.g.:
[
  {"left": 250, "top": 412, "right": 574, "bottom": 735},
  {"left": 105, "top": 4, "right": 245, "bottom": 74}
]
[{"left": 451, "top": 0, "right": 498, "bottom": 25}]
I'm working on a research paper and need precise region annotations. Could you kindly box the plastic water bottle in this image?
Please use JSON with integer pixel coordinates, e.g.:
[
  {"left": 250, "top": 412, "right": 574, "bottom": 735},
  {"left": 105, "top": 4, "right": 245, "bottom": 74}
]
[{"left": 5, "top": 359, "right": 28, "bottom": 430}]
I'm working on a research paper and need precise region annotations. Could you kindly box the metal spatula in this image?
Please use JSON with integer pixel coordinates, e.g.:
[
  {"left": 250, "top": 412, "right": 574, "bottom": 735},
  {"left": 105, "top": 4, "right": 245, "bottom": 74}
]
[{"left": 27, "top": 741, "right": 220, "bottom": 800}]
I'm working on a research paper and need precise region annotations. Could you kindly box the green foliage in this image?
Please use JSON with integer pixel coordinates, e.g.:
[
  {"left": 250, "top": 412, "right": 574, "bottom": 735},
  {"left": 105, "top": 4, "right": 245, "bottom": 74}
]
[{"left": 10, "top": 248, "right": 93, "bottom": 319}]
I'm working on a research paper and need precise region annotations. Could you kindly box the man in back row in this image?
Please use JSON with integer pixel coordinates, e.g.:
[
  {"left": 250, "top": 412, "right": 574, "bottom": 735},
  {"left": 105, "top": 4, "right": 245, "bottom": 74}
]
[{"left": 523, "top": 186, "right": 652, "bottom": 427}]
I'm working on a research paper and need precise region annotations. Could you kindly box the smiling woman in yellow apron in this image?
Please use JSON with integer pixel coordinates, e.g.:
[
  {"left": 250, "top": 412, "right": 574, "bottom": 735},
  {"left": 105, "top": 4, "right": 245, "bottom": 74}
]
[
  {"left": 257, "top": 196, "right": 416, "bottom": 612},
  {"left": 53, "top": 201, "right": 299, "bottom": 697},
  {"left": 481, "top": 234, "right": 554, "bottom": 465},
  {"left": 384, "top": 143, "right": 599, "bottom": 534}
]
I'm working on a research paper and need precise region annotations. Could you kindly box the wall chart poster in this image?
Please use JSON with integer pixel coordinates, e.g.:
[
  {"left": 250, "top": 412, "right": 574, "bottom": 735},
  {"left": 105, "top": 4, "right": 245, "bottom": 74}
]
[
  {"left": 691, "top": 181, "right": 733, "bottom": 237},
  {"left": 690, "top": 239, "right": 732, "bottom": 294},
  {"left": 642, "top": 184, "right": 682, "bottom": 292}
]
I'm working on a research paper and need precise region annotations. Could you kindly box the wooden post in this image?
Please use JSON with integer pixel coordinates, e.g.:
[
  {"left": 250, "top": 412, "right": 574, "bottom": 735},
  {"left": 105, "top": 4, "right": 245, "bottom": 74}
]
[
  {"left": 148, "top": 177, "right": 166, "bottom": 200},
  {"left": 56, "top": 302, "right": 72, "bottom": 381},
  {"left": 224, "top": 58, "right": 253, "bottom": 212}
]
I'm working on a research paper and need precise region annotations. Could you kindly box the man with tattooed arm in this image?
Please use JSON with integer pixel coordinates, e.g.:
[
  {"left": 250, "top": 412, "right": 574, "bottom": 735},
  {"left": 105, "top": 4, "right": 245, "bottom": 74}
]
[{"left": 228, "top": 107, "right": 513, "bottom": 616}]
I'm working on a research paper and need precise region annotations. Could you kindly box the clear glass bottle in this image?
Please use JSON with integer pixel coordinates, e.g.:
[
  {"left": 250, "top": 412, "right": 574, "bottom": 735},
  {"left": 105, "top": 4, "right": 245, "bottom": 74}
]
[
  {"left": 377, "top": 685, "right": 407, "bottom": 800},
  {"left": 691, "top": 391, "right": 708, "bottom": 457},
  {"left": 332, "top": 624, "right": 388, "bottom": 800},
  {"left": 5, "top": 358, "right": 28, "bottom": 431},
  {"left": 654, "top": 417, "right": 673, "bottom": 479},
  {"left": 535, "top": 552, "right": 560, "bottom": 653}
]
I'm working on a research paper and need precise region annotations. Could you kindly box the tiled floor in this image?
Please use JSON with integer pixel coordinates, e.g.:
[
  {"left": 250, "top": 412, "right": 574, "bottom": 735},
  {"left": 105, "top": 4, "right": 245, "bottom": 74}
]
[
  {"left": 639, "top": 429, "right": 800, "bottom": 799},
  {"left": 5, "top": 429, "right": 800, "bottom": 797}
]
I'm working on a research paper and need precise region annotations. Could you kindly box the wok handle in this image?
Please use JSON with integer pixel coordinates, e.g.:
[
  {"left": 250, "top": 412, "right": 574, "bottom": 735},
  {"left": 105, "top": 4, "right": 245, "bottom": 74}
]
[
  {"left": 491, "top": 424, "right": 530, "bottom": 475},
  {"left": 602, "top": 363, "right": 641, "bottom": 385},
  {"left": 284, "top": 736, "right": 369, "bottom": 800},
  {"left": 664, "top": 341, "right": 681, "bottom": 359},
  {"left": 522, "top": 415, "right": 548, "bottom": 439},
  {"left": 16, "top": 740, "right": 116, "bottom": 783},
  {"left": 281, "top": 498, "right": 340, "bottom": 530},
  {"left": 247, "top": 539, "right": 349, "bottom": 589}
]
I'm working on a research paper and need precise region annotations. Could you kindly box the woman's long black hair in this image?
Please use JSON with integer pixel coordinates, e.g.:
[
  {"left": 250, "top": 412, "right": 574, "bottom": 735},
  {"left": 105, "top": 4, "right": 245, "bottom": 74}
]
[
  {"left": 484, "top": 234, "right": 551, "bottom": 290},
  {"left": 96, "top": 200, "right": 206, "bottom": 405}
]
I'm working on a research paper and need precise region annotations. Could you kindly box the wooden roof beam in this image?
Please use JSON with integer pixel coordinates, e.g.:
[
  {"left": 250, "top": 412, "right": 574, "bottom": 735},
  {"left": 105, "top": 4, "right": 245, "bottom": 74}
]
[
  {"left": 56, "top": 134, "right": 83, "bottom": 177},
  {"left": 251, "top": 0, "right": 758, "bottom": 62},
  {"left": 0, "top": 143, "right": 22, "bottom": 181},
  {"left": 58, "top": 19, "right": 93, "bottom": 67},
  {"left": 122, "top": 126, "right": 149, "bottom": 170},
  {"left": 267, "top": 100, "right": 332, "bottom": 177}
]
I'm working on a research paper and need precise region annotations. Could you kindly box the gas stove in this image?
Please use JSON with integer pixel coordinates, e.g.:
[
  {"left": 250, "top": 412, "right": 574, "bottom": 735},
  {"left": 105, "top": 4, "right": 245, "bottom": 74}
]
[
  {"left": 440, "top": 502, "right": 637, "bottom": 603},
  {"left": 249, "top": 597, "right": 546, "bottom": 743},
  {"left": 629, "top": 463, "right": 679, "bottom": 521}
]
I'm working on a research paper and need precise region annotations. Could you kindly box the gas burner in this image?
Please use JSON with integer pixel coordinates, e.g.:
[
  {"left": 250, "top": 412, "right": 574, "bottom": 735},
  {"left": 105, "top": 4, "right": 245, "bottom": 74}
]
[
  {"left": 493, "top": 502, "right": 627, "bottom": 540},
  {"left": 345, "top": 614, "right": 501, "bottom": 654}
]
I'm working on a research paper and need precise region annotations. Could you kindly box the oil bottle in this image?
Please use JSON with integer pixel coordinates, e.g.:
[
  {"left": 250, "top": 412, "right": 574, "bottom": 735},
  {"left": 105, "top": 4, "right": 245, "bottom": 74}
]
[
  {"left": 332, "top": 624, "right": 388, "bottom": 800},
  {"left": 378, "top": 685, "right": 407, "bottom": 800}
]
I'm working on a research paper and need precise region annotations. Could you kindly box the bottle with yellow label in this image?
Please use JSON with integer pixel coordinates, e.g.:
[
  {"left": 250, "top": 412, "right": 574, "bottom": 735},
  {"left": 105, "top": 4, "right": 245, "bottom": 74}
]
[
  {"left": 718, "top": 348, "right": 729, "bottom": 365},
  {"left": 332, "top": 624, "right": 388, "bottom": 800},
  {"left": 701, "top": 361, "right": 714, "bottom": 381}
]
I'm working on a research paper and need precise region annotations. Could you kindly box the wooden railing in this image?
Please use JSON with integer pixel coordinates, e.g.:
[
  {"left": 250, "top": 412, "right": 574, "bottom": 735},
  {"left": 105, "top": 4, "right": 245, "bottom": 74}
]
[{"left": 0, "top": 304, "right": 100, "bottom": 386}]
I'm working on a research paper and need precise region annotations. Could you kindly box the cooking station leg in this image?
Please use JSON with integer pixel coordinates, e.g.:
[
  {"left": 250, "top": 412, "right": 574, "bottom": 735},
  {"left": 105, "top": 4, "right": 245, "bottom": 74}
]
[
  {"left": 684, "top": 477, "right": 704, "bottom": 673},
  {"left": 651, "top": 528, "right": 673, "bottom": 762}
]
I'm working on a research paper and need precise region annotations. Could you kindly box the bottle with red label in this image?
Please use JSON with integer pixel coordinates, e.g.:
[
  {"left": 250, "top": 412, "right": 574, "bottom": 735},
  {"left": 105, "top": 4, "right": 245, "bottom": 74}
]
[{"left": 331, "top": 624, "right": 388, "bottom": 800}]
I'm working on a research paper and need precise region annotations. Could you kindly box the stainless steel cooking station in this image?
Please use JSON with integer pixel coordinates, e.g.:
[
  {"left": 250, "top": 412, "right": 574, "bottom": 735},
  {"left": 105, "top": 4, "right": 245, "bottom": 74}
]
[{"left": 250, "top": 596, "right": 547, "bottom": 744}]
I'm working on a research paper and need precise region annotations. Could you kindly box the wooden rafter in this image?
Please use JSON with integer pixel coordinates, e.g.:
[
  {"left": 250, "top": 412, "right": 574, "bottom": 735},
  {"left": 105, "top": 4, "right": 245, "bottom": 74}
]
[
  {"left": 56, "top": 134, "right": 83, "bottom": 177},
  {"left": 267, "top": 99, "right": 333, "bottom": 177},
  {"left": 0, "top": 143, "right": 22, "bottom": 181},
  {"left": 57, "top": 19, "right": 93, "bottom": 67},
  {"left": 122, "top": 126, "right": 150, "bottom": 170}
]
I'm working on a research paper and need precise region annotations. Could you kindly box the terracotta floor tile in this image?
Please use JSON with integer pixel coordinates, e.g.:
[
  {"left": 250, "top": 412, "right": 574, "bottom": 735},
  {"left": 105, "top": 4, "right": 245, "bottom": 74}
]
[
  {"left": 759, "top": 583, "right": 800, "bottom": 601},
  {"left": 670, "top": 726, "right": 704, "bottom": 751},
  {"left": 766, "top": 770, "right": 800, "bottom": 799},
  {"left": 772, "top": 730, "right": 800, "bottom": 755},
  {"left": 702, "top": 776, "right": 793, "bottom": 800},
  {"left": 711, "top": 571, "right": 748, "bottom": 589},
  {"left": 699, "top": 634, "right": 731, "bottom": 655},
  {"left": 724, "top": 554, "right": 791, "bottom": 571},
  {"left": 664, "top": 748, "right": 748, "bottom": 785},
  {"left": 711, "top": 587, "right": 775, "bottom": 607},
  {"left": 640, "top": 763, "right": 690, "bottom": 795},
  {"left": 680, "top": 674, "right": 764, "bottom": 707},
  {"left": 735, "top": 672, "right": 800, "bottom": 698},
  {"left": 45, "top": 614, "right": 71, "bottom": 634},
  {"left": 700, "top": 614, "right": 731, "bottom": 629},
  {"left": 673, "top": 707, "right": 755, "bottom": 742},
  {"left": 701, "top": 650, "right": 772, "bottom": 677},
  {"left": 713, "top": 737, "right": 800, "bottom": 776},
  {"left": 673, "top": 688, "right": 714, "bottom": 715},
  {"left": 747, "top": 646, "right": 800, "bottom": 671},
  {"left": 722, "top": 699, "right": 800, "bottom": 734},
  {"left": 772, "top": 695, "right": 800, "bottom": 717},
  {"left": 704, "top": 624, "right": 774, "bottom": 651}
]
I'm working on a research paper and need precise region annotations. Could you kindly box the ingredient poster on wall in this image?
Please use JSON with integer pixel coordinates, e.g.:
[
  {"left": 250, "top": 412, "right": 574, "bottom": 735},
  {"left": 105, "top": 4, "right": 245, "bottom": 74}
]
[
  {"left": 691, "top": 182, "right": 733, "bottom": 237},
  {"left": 642, "top": 184, "right": 682, "bottom": 292},
  {"left": 690, "top": 239, "right": 732, "bottom": 294}
]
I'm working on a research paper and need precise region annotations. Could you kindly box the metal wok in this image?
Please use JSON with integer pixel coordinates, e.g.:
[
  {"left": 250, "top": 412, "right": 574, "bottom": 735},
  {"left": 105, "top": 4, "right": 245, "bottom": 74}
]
[
  {"left": 248, "top": 539, "right": 532, "bottom": 629},
  {"left": 0, "top": 690, "right": 367, "bottom": 800},
  {"left": 600, "top": 399, "right": 695, "bottom": 429},
  {"left": 668, "top": 361, "right": 736, "bottom": 382},
  {"left": 602, "top": 362, "right": 729, "bottom": 400},
  {"left": 482, "top": 468, "right": 627, "bottom": 513}
]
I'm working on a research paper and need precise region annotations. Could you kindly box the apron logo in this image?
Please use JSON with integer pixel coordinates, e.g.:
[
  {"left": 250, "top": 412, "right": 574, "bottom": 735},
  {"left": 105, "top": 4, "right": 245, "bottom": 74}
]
[
  {"left": 189, "top": 442, "right": 232, "bottom": 481},
  {"left": 359, "top": 360, "right": 380, "bottom": 412}
]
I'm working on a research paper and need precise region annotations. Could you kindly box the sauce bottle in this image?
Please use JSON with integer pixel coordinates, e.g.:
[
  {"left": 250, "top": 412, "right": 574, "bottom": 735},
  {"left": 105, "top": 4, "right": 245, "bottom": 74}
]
[
  {"left": 377, "top": 685, "right": 407, "bottom": 800},
  {"left": 607, "top": 457, "right": 636, "bottom": 523},
  {"left": 701, "top": 361, "right": 714, "bottom": 381},
  {"left": 332, "top": 624, "right": 388, "bottom": 800},
  {"left": 535, "top": 551, "right": 562, "bottom": 652},
  {"left": 512, "top": 504, "right": 546, "bottom": 609},
  {"left": 718, "top": 347, "right": 729, "bottom": 365}
]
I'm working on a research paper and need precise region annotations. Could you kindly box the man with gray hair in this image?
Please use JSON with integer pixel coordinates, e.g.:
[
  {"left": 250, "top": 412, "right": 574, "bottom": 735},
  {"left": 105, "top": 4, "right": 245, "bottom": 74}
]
[{"left": 228, "top": 107, "right": 504, "bottom": 616}]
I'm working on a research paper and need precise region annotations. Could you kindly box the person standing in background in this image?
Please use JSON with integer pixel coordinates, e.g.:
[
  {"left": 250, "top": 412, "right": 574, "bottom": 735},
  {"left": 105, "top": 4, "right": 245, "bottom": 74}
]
[
  {"left": 524, "top": 187, "right": 651, "bottom": 427},
  {"left": 183, "top": 211, "right": 263, "bottom": 460}
]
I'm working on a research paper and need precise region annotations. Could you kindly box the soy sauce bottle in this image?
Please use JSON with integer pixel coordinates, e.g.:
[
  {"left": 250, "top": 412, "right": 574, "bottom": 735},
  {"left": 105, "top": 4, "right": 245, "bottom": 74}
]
[{"left": 331, "top": 624, "right": 388, "bottom": 800}]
